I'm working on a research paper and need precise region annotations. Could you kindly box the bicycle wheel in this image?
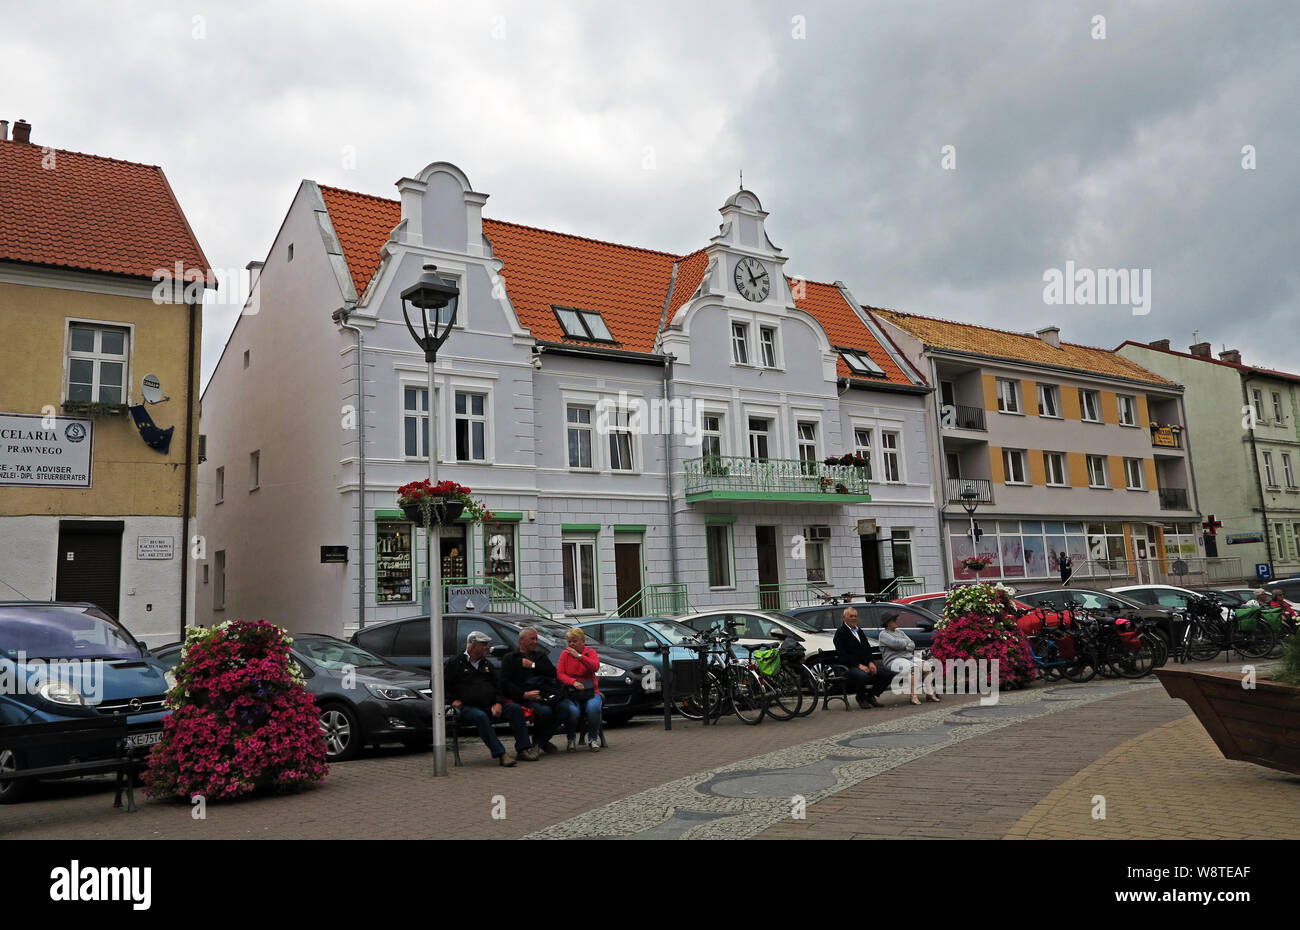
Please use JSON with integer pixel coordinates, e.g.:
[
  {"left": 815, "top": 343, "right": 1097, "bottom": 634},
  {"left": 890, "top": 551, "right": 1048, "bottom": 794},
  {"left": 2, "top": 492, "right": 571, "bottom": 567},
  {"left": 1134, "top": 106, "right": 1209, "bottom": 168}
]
[
  {"left": 1060, "top": 653, "right": 1096, "bottom": 682},
  {"left": 792, "top": 664, "right": 821, "bottom": 717},
  {"left": 1144, "top": 630, "right": 1169, "bottom": 667},
  {"left": 1114, "top": 640, "right": 1156, "bottom": 678},
  {"left": 1185, "top": 622, "right": 1222, "bottom": 662},
  {"left": 1233, "top": 623, "right": 1276, "bottom": 659},
  {"left": 676, "top": 669, "right": 724, "bottom": 720},
  {"left": 730, "top": 668, "right": 767, "bottom": 725},
  {"left": 764, "top": 667, "right": 803, "bottom": 721}
]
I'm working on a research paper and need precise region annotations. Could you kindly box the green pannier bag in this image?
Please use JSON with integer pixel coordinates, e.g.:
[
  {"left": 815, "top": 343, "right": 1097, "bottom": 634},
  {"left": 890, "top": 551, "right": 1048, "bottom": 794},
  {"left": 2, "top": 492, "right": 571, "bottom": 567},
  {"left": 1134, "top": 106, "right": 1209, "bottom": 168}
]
[
  {"left": 1235, "top": 605, "right": 1260, "bottom": 630},
  {"left": 1260, "top": 606, "right": 1285, "bottom": 631},
  {"left": 753, "top": 646, "right": 781, "bottom": 676}
]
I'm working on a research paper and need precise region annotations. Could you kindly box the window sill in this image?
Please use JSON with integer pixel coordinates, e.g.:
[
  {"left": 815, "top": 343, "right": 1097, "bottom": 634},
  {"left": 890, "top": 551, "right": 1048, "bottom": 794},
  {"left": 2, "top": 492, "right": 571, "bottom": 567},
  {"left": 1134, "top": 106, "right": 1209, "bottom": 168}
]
[
  {"left": 1081, "top": 419, "right": 1104, "bottom": 425},
  {"left": 1045, "top": 483, "right": 1070, "bottom": 489},
  {"left": 1038, "top": 413, "right": 1063, "bottom": 420},
  {"left": 708, "top": 586, "right": 737, "bottom": 593},
  {"left": 1088, "top": 484, "right": 1111, "bottom": 490},
  {"left": 997, "top": 409, "right": 1025, "bottom": 416},
  {"left": 1004, "top": 481, "right": 1031, "bottom": 487},
  {"left": 1126, "top": 486, "right": 1147, "bottom": 492},
  {"left": 1119, "top": 422, "right": 1140, "bottom": 428}
]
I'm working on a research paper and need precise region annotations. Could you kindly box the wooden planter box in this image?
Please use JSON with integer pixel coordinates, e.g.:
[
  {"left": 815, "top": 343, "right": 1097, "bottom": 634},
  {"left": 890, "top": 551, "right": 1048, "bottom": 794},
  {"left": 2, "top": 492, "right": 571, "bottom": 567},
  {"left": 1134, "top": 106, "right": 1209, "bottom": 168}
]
[{"left": 1154, "top": 666, "right": 1300, "bottom": 776}]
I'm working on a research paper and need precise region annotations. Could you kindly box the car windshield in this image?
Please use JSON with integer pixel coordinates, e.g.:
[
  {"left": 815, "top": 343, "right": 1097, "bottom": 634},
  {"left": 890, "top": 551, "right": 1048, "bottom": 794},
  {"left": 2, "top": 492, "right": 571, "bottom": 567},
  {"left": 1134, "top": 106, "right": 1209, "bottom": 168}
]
[
  {"left": 773, "top": 612, "right": 820, "bottom": 633},
  {"left": 0, "top": 604, "right": 141, "bottom": 660},
  {"left": 294, "top": 638, "right": 393, "bottom": 671},
  {"left": 646, "top": 620, "right": 697, "bottom": 644},
  {"left": 514, "top": 620, "right": 565, "bottom": 646}
]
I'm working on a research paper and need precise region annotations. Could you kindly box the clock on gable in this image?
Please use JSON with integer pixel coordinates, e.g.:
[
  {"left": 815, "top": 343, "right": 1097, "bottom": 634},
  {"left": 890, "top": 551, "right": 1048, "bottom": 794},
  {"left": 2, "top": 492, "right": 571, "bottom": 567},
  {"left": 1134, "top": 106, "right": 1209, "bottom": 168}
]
[{"left": 733, "top": 257, "right": 770, "bottom": 302}]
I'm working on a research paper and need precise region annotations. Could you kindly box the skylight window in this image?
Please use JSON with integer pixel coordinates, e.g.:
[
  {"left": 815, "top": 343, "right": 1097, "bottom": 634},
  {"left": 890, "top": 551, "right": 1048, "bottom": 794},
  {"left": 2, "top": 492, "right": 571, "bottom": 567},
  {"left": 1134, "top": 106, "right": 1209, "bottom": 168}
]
[
  {"left": 840, "top": 348, "right": 885, "bottom": 377},
  {"left": 554, "top": 306, "right": 615, "bottom": 342}
]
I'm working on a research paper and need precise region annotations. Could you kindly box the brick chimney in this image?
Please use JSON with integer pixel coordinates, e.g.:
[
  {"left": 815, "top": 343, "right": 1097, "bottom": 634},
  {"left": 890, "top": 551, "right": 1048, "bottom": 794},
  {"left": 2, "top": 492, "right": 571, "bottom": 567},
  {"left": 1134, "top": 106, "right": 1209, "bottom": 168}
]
[
  {"left": 11, "top": 119, "right": 31, "bottom": 144},
  {"left": 1036, "top": 325, "right": 1061, "bottom": 348},
  {"left": 1148, "top": 339, "right": 1171, "bottom": 351},
  {"left": 1219, "top": 348, "right": 1241, "bottom": 364},
  {"left": 0, "top": 120, "right": 8, "bottom": 142},
  {"left": 1189, "top": 342, "right": 1211, "bottom": 358}
]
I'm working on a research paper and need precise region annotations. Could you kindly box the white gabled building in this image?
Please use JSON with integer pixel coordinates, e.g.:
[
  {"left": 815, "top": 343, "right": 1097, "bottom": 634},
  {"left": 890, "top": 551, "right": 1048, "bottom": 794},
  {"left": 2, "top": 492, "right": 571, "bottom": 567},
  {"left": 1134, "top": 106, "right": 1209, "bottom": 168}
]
[{"left": 196, "top": 162, "right": 941, "bottom": 636}]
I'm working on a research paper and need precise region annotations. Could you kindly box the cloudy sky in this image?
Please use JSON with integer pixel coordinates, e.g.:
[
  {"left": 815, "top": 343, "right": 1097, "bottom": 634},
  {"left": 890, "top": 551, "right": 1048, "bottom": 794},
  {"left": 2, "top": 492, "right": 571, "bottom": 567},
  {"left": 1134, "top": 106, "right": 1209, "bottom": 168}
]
[{"left": 4, "top": 0, "right": 1297, "bottom": 386}]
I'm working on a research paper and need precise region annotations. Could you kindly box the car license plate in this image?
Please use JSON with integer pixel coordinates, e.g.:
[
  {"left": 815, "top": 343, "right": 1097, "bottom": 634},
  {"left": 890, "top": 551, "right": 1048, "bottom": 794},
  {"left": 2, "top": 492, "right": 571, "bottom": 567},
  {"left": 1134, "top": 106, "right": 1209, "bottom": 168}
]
[{"left": 121, "top": 730, "right": 163, "bottom": 749}]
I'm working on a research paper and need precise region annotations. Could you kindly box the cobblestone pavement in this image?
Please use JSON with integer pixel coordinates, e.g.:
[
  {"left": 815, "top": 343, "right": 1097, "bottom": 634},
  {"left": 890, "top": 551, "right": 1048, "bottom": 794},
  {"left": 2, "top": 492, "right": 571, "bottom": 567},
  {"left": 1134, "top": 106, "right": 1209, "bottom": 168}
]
[{"left": 3, "top": 659, "right": 1291, "bottom": 840}]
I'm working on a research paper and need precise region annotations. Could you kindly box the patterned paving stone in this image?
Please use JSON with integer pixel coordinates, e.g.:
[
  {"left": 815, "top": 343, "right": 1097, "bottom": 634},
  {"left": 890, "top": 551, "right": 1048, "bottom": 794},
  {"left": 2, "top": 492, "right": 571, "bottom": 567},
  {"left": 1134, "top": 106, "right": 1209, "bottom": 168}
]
[
  {"left": 840, "top": 726, "right": 955, "bottom": 749},
  {"left": 699, "top": 756, "right": 850, "bottom": 799}
]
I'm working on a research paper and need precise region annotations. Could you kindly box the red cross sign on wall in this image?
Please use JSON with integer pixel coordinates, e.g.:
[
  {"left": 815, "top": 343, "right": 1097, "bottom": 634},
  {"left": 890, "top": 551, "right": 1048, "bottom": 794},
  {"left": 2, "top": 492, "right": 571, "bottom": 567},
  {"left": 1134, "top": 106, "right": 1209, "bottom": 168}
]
[{"left": 1202, "top": 514, "right": 1223, "bottom": 535}]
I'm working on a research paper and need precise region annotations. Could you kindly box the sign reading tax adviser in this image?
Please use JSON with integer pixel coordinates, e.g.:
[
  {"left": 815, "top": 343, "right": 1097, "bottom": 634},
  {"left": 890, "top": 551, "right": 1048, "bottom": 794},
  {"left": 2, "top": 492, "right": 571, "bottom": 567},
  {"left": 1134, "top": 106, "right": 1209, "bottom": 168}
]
[{"left": 0, "top": 413, "right": 93, "bottom": 488}]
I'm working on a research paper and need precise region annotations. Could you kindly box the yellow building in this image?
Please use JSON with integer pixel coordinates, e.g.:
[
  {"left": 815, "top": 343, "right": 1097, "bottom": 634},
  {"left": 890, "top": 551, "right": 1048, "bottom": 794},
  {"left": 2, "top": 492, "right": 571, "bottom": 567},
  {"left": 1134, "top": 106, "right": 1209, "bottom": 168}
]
[{"left": 0, "top": 119, "right": 210, "bottom": 644}]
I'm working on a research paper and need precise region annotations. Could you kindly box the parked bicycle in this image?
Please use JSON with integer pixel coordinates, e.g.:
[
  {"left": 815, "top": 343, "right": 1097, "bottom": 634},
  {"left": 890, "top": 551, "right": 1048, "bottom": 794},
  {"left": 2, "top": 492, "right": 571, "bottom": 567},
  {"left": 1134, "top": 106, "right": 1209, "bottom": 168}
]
[
  {"left": 675, "top": 620, "right": 769, "bottom": 725},
  {"left": 1177, "top": 592, "right": 1275, "bottom": 662}
]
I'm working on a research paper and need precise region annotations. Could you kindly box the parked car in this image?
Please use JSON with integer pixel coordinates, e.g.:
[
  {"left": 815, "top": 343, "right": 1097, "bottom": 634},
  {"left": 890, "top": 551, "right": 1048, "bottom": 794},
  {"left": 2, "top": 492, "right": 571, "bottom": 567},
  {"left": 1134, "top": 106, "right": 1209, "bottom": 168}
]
[
  {"left": 0, "top": 601, "right": 171, "bottom": 803},
  {"left": 785, "top": 601, "right": 941, "bottom": 649},
  {"left": 350, "top": 612, "right": 659, "bottom": 725},
  {"left": 671, "top": 608, "right": 839, "bottom": 674},
  {"left": 152, "top": 634, "right": 433, "bottom": 762},
  {"left": 573, "top": 617, "right": 700, "bottom": 675},
  {"left": 1108, "top": 584, "right": 1231, "bottom": 619},
  {"left": 893, "top": 591, "right": 1069, "bottom": 635},
  {"left": 1016, "top": 587, "right": 1179, "bottom": 643},
  {"left": 1264, "top": 577, "right": 1300, "bottom": 603}
]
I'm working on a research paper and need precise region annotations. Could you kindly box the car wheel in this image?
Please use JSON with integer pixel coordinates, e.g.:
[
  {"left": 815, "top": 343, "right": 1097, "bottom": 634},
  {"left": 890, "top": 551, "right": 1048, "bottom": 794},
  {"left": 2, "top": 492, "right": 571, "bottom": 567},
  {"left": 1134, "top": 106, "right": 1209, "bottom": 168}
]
[
  {"left": 0, "top": 748, "right": 32, "bottom": 804},
  {"left": 319, "top": 703, "right": 362, "bottom": 762}
]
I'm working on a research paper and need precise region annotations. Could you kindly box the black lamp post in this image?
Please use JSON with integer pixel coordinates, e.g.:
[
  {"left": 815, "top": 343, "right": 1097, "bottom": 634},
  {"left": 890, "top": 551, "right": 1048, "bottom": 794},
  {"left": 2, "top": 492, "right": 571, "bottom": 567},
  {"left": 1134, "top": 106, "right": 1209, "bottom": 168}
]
[
  {"left": 959, "top": 485, "right": 981, "bottom": 563},
  {"left": 400, "top": 263, "right": 459, "bottom": 777}
]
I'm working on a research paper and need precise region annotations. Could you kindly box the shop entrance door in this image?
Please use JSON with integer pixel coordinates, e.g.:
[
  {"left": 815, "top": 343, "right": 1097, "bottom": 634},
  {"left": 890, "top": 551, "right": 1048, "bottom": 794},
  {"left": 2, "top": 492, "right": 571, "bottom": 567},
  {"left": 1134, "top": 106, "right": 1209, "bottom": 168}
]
[
  {"left": 55, "top": 520, "right": 124, "bottom": 620},
  {"left": 861, "top": 533, "right": 884, "bottom": 593},
  {"left": 614, "top": 540, "right": 643, "bottom": 616},
  {"left": 756, "top": 526, "right": 780, "bottom": 609}
]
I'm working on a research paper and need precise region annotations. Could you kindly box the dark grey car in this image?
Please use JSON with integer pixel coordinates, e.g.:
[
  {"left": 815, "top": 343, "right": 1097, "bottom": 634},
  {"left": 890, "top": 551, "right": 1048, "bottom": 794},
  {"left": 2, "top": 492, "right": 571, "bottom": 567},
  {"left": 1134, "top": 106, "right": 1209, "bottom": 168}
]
[
  {"left": 152, "top": 634, "right": 432, "bottom": 762},
  {"left": 786, "top": 601, "right": 941, "bottom": 648}
]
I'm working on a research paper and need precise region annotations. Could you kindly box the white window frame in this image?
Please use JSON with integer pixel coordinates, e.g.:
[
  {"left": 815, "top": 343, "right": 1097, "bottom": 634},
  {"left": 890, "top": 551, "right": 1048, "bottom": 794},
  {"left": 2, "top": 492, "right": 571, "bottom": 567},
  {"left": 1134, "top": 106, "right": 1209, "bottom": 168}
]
[
  {"left": 402, "top": 384, "right": 431, "bottom": 460},
  {"left": 428, "top": 273, "right": 462, "bottom": 330},
  {"left": 1086, "top": 454, "right": 1108, "bottom": 488},
  {"left": 1274, "top": 392, "right": 1285, "bottom": 424},
  {"left": 731, "top": 322, "right": 751, "bottom": 366},
  {"left": 890, "top": 528, "right": 914, "bottom": 577},
  {"left": 566, "top": 404, "right": 595, "bottom": 471},
  {"left": 759, "top": 326, "right": 779, "bottom": 369},
  {"left": 606, "top": 405, "right": 637, "bottom": 473},
  {"left": 1253, "top": 389, "right": 1265, "bottom": 422},
  {"left": 996, "top": 378, "right": 1021, "bottom": 414},
  {"left": 853, "top": 426, "right": 875, "bottom": 481},
  {"left": 554, "top": 305, "right": 613, "bottom": 342},
  {"left": 1044, "top": 452, "right": 1067, "bottom": 487},
  {"left": 1037, "top": 384, "right": 1061, "bottom": 418},
  {"left": 1284, "top": 453, "right": 1297, "bottom": 489},
  {"left": 561, "top": 536, "right": 599, "bottom": 614},
  {"left": 747, "top": 415, "right": 772, "bottom": 461},
  {"left": 700, "top": 412, "right": 726, "bottom": 461},
  {"left": 1117, "top": 394, "right": 1138, "bottom": 427},
  {"left": 706, "top": 524, "right": 734, "bottom": 589},
  {"left": 65, "top": 320, "right": 131, "bottom": 405},
  {"left": 1079, "top": 389, "right": 1102, "bottom": 422},
  {"left": 880, "top": 430, "right": 903, "bottom": 483},
  {"left": 214, "top": 466, "right": 225, "bottom": 504},
  {"left": 249, "top": 450, "right": 260, "bottom": 491},
  {"left": 841, "top": 349, "right": 885, "bottom": 377},
  {"left": 1124, "top": 457, "right": 1145, "bottom": 490},
  {"left": 804, "top": 525, "right": 831, "bottom": 584},
  {"left": 453, "top": 390, "right": 489, "bottom": 463},
  {"left": 1003, "top": 448, "right": 1029, "bottom": 485},
  {"left": 1264, "top": 451, "right": 1278, "bottom": 488}
]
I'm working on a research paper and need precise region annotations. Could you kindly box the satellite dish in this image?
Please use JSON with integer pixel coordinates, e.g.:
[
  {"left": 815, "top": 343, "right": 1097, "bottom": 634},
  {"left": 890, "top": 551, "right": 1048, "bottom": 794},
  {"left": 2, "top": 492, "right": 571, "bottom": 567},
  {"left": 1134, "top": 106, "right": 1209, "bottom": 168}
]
[{"left": 141, "top": 373, "right": 167, "bottom": 405}]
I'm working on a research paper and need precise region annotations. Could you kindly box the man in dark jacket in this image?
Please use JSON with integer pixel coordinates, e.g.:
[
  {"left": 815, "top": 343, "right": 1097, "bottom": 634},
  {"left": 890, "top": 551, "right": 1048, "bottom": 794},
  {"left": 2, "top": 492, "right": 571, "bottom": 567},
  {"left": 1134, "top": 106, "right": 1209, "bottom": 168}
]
[
  {"left": 501, "top": 627, "right": 569, "bottom": 755},
  {"left": 833, "top": 606, "right": 891, "bottom": 708},
  {"left": 445, "top": 630, "right": 535, "bottom": 766}
]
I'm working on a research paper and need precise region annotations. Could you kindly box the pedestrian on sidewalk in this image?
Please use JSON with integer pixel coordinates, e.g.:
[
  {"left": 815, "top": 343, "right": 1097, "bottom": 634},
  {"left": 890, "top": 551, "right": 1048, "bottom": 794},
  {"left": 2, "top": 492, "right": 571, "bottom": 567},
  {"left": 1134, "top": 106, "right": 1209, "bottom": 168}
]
[
  {"left": 557, "top": 628, "right": 603, "bottom": 751},
  {"left": 878, "top": 611, "right": 939, "bottom": 705},
  {"left": 1058, "top": 551, "right": 1073, "bottom": 585},
  {"left": 446, "top": 630, "right": 536, "bottom": 766},
  {"left": 832, "top": 606, "right": 891, "bottom": 708}
]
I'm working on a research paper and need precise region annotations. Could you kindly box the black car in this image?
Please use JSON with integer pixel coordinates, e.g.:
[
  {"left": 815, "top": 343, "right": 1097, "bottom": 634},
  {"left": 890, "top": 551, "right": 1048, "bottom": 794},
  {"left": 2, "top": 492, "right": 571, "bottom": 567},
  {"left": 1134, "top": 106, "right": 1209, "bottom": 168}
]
[
  {"left": 786, "top": 601, "right": 941, "bottom": 648},
  {"left": 1264, "top": 578, "right": 1300, "bottom": 602},
  {"left": 1016, "top": 587, "right": 1179, "bottom": 643},
  {"left": 350, "top": 612, "right": 659, "bottom": 725},
  {"left": 152, "top": 634, "right": 432, "bottom": 762}
]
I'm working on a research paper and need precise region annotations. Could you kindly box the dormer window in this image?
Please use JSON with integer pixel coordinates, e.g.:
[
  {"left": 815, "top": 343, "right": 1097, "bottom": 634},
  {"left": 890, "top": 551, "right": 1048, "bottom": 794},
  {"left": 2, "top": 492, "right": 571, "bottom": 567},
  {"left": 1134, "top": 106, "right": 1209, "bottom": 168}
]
[
  {"left": 840, "top": 348, "right": 885, "bottom": 377},
  {"left": 554, "top": 306, "right": 614, "bottom": 342}
]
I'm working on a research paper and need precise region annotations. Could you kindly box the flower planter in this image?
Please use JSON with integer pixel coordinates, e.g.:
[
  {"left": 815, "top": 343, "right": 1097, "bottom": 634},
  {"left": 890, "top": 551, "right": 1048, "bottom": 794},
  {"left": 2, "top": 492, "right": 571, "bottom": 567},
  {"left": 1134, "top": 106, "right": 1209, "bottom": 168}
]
[
  {"left": 400, "top": 499, "right": 465, "bottom": 525},
  {"left": 1154, "top": 666, "right": 1300, "bottom": 776}
]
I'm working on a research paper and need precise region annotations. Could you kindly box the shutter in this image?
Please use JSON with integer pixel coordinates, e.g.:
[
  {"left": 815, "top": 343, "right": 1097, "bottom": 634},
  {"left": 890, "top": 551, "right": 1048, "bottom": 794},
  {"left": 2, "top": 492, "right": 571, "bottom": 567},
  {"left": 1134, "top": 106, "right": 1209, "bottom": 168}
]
[{"left": 55, "top": 523, "right": 124, "bottom": 620}]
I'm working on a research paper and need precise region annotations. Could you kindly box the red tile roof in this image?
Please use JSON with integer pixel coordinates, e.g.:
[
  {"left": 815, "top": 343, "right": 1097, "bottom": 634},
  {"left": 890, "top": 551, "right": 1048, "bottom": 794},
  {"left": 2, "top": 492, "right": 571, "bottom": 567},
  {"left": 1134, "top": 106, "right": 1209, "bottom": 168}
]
[
  {"left": 1114, "top": 340, "right": 1300, "bottom": 386},
  {"left": 317, "top": 183, "right": 916, "bottom": 385},
  {"left": 0, "top": 139, "right": 210, "bottom": 281}
]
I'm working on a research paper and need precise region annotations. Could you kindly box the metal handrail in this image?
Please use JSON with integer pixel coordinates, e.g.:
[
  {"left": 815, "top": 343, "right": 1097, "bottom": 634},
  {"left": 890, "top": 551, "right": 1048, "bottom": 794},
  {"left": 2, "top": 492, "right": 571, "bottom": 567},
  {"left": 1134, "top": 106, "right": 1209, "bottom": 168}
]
[
  {"left": 684, "top": 455, "right": 871, "bottom": 496},
  {"left": 611, "top": 582, "right": 689, "bottom": 618},
  {"left": 440, "top": 576, "right": 553, "bottom": 619}
]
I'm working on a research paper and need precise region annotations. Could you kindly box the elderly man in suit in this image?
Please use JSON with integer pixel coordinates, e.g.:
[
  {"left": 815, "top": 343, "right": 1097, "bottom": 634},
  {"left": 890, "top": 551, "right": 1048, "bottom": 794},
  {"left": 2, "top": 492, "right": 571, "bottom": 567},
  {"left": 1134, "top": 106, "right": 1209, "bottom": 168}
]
[{"left": 832, "top": 606, "right": 892, "bottom": 708}]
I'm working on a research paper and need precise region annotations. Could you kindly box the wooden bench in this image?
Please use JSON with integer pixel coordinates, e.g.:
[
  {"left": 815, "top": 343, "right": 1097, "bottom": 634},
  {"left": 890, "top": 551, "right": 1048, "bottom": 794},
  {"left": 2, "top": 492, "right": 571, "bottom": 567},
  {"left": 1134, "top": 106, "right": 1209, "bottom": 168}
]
[{"left": 0, "top": 717, "right": 154, "bottom": 811}]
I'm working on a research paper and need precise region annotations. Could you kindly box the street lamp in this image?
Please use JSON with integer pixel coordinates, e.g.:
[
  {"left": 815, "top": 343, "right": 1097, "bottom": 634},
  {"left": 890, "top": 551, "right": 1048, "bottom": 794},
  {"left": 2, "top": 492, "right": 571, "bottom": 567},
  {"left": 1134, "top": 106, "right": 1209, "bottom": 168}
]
[
  {"left": 400, "top": 263, "right": 459, "bottom": 776},
  {"left": 959, "top": 484, "right": 981, "bottom": 550}
]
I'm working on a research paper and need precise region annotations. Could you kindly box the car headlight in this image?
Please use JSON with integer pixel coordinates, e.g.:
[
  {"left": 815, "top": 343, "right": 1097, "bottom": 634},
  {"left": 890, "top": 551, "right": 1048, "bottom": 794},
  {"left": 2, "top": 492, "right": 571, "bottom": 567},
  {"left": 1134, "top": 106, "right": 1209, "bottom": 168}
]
[
  {"left": 366, "top": 683, "right": 420, "bottom": 701},
  {"left": 596, "top": 663, "right": 626, "bottom": 678},
  {"left": 37, "top": 681, "right": 86, "bottom": 706}
]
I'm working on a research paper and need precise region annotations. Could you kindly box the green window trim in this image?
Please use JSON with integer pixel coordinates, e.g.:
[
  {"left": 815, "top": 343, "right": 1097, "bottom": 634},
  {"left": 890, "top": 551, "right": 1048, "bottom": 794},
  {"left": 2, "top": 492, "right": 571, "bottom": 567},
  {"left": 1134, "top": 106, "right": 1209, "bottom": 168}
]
[
  {"left": 613, "top": 524, "right": 646, "bottom": 533},
  {"left": 484, "top": 511, "right": 524, "bottom": 523},
  {"left": 562, "top": 523, "right": 601, "bottom": 533},
  {"left": 375, "top": 509, "right": 406, "bottom": 520},
  {"left": 703, "top": 514, "right": 738, "bottom": 525}
]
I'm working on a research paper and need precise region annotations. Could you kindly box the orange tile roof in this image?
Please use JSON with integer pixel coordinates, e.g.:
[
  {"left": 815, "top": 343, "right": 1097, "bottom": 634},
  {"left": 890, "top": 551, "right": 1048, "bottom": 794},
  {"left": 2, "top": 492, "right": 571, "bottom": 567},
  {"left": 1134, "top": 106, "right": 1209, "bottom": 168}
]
[
  {"left": 0, "top": 139, "right": 210, "bottom": 281},
  {"left": 873, "top": 308, "right": 1174, "bottom": 386},
  {"left": 316, "top": 183, "right": 916, "bottom": 385}
]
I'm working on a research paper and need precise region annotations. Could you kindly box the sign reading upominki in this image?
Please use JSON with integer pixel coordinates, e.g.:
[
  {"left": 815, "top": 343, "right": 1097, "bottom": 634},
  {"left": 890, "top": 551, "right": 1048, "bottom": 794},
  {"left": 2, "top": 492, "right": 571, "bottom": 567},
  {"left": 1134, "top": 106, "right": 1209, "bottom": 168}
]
[{"left": 0, "top": 413, "right": 93, "bottom": 488}]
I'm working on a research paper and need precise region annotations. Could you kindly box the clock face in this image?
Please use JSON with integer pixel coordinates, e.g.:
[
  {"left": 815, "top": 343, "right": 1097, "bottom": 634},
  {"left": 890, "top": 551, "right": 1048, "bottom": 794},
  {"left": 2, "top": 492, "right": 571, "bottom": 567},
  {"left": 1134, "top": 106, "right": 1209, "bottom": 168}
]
[{"left": 733, "top": 257, "right": 770, "bottom": 302}]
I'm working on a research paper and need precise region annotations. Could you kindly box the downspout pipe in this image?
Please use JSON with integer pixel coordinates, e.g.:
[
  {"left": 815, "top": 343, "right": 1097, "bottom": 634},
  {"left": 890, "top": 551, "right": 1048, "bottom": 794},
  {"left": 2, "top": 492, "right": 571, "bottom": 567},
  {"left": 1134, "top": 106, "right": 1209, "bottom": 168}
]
[
  {"left": 662, "top": 354, "right": 679, "bottom": 586},
  {"left": 180, "top": 295, "right": 197, "bottom": 638},
  {"left": 1242, "top": 376, "right": 1275, "bottom": 573},
  {"left": 928, "top": 356, "right": 952, "bottom": 588},
  {"left": 334, "top": 303, "right": 366, "bottom": 628}
]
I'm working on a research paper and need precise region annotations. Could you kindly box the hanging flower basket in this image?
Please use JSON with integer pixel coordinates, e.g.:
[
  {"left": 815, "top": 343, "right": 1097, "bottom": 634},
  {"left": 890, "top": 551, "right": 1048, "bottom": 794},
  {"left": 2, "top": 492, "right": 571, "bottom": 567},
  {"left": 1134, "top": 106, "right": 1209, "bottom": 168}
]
[
  {"left": 962, "top": 555, "right": 994, "bottom": 573},
  {"left": 396, "top": 479, "right": 490, "bottom": 527}
]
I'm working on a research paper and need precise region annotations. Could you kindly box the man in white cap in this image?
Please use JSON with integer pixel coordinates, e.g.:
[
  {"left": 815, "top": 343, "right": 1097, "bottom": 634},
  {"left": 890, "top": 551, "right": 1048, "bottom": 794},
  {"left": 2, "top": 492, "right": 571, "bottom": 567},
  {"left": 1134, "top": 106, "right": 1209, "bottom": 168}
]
[{"left": 445, "top": 630, "right": 537, "bottom": 766}]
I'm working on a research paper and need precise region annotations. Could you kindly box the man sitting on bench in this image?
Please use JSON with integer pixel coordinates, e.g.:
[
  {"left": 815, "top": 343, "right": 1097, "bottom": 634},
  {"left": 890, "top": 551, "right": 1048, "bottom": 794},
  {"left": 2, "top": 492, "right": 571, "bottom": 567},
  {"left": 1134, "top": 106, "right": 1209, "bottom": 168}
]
[
  {"left": 445, "top": 631, "right": 536, "bottom": 766},
  {"left": 833, "top": 606, "right": 891, "bottom": 708}
]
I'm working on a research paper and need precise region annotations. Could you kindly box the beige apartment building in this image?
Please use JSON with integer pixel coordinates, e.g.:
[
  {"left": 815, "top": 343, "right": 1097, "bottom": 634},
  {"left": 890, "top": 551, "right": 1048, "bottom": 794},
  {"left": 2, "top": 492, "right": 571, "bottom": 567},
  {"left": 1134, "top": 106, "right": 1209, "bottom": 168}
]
[{"left": 871, "top": 311, "right": 1207, "bottom": 590}]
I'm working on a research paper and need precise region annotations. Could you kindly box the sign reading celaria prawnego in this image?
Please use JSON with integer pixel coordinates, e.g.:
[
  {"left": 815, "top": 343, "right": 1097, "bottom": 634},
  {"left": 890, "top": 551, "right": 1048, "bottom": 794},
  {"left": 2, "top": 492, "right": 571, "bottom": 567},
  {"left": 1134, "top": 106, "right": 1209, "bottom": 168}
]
[{"left": 0, "top": 413, "right": 93, "bottom": 488}]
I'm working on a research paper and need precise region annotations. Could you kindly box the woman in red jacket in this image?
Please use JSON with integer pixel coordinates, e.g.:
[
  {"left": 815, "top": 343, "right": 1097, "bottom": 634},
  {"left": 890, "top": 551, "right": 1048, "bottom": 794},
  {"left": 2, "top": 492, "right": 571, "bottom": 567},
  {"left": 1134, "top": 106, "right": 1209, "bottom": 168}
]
[{"left": 557, "top": 628, "right": 603, "bottom": 752}]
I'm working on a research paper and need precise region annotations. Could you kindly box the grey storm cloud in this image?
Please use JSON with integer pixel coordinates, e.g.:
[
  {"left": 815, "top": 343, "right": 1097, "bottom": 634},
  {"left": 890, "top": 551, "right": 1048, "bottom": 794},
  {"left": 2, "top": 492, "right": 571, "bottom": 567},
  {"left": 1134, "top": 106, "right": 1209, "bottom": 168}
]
[{"left": 1, "top": 0, "right": 1296, "bottom": 384}]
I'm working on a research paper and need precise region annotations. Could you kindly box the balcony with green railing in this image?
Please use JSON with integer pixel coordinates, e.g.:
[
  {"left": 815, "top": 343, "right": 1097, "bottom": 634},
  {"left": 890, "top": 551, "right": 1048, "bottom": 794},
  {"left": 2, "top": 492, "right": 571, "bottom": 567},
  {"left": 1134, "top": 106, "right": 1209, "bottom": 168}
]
[{"left": 684, "top": 456, "right": 872, "bottom": 503}]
